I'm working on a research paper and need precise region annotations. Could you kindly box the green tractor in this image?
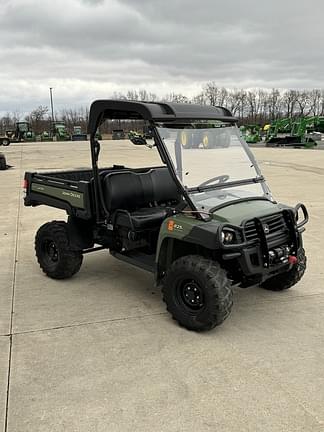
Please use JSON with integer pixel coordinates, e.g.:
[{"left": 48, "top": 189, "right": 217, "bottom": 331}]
[
  {"left": 72, "top": 126, "right": 87, "bottom": 141},
  {"left": 265, "top": 118, "right": 294, "bottom": 146},
  {"left": 240, "top": 124, "right": 262, "bottom": 144},
  {"left": 16, "top": 122, "right": 35, "bottom": 142},
  {"left": 40, "top": 131, "right": 53, "bottom": 142},
  {"left": 53, "top": 122, "right": 71, "bottom": 141},
  {"left": 266, "top": 117, "right": 321, "bottom": 148},
  {"left": 289, "top": 116, "right": 323, "bottom": 148}
]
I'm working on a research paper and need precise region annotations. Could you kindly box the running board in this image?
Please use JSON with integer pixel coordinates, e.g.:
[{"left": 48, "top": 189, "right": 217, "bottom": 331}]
[{"left": 110, "top": 250, "right": 156, "bottom": 273}]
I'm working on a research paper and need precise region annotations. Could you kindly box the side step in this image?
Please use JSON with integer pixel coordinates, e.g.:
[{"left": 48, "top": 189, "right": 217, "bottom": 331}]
[{"left": 110, "top": 250, "right": 156, "bottom": 273}]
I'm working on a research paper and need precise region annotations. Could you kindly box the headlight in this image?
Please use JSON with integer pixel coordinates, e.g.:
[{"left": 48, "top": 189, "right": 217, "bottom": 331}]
[{"left": 221, "top": 230, "right": 235, "bottom": 244}]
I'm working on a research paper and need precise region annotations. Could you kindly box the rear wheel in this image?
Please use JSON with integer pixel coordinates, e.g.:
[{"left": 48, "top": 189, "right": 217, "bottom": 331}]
[
  {"left": 162, "top": 255, "right": 233, "bottom": 331},
  {"left": 260, "top": 248, "right": 306, "bottom": 291},
  {"left": 35, "top": 221, "right": 83, "bottom": 279}
]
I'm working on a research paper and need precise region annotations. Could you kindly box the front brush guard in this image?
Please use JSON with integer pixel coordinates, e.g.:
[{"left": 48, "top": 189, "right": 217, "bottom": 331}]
[{"left": 218, "top": 205, "right": 308, "bottom": 267}]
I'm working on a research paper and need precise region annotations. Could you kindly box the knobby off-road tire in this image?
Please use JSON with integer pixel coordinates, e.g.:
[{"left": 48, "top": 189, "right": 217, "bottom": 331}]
[
  {"left": 260, "top": 248, "right": 306, "bottom": 291},
  {"left": 162, "top": 255, "right": 233, "bottom": 331},
  {"left": 35, "top": 221, "right": 83, "bottom": 279}
]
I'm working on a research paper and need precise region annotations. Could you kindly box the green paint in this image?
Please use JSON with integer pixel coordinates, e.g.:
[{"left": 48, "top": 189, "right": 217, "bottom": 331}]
[
  {"left": 212, "top": 200, "right": 281, "bottom": 225},
  {"left": 31, "top": 183, "right": 85, "bottom": 208},
  {"left": 156, "top": 200, "right": 284, "bottom": 261}
]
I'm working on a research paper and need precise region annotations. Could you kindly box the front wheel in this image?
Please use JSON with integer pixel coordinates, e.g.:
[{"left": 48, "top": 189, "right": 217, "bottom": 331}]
[
  {"left": 260, "top": 248, "right": 306, "bottom": 291},
  {"left": 1, "top": 138, "right": 10, "bottom": 146},
  {"left": 35, "top": 221, "right": 83, "bottom": 279},
  {"left": 162, "top": 255, "right": 233, "bottom": 331}
]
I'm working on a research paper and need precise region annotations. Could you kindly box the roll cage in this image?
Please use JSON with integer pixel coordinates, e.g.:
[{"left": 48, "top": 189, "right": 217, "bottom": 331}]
[{"left": 87, "top": 100, "right": 239, "bottom": 223}]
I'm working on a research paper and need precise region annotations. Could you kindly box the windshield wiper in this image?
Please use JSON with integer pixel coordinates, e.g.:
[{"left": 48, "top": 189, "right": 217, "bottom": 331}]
[{"left": 188, "top": 176, "right": 265, "bottom": 194}]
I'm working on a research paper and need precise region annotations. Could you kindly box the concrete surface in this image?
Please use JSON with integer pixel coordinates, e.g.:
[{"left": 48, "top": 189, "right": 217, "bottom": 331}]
[
  {"left": 0, "top": 141, "right": 324, "bottom": 431},
  {"left": 0, "top": 338, "right": 9, "bottom": 432}
]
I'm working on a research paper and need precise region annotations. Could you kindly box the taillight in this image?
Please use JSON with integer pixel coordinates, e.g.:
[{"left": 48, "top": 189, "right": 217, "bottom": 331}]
[{"left": 23, "top": 179, "right": 28, "bottom": 192}]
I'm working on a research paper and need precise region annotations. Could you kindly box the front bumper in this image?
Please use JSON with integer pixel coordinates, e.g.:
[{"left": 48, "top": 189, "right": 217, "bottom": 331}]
[{"left": 219, "top": 204, "right": 308, "bottom": 278}]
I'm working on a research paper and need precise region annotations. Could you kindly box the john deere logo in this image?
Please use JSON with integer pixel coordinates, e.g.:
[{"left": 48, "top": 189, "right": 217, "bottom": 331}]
[{"left": 263, "top": 224, "right": 270, "bottom": 234}]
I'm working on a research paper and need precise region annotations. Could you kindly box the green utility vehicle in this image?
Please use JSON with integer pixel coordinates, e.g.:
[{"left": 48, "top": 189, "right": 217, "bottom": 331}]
[
  {"left": 24, "top": 101, "right": 308, "bottom": 331},
  {"left": 240, "top": 124, "right": 262, "bottom": 144}
]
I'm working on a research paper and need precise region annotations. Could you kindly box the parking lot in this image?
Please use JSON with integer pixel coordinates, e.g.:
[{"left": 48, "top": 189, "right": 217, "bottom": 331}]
[{"left": 1, "top": 141, "right": 324, "bottom": 431}]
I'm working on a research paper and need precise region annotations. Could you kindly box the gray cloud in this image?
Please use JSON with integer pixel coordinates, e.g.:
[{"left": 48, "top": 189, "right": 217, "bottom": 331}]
[{"left": 1, "top": 0, "right": 324, "bottom": 114}]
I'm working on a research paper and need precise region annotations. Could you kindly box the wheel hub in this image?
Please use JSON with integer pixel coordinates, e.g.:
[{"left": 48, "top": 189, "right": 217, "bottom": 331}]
[
  {"left": 45, "top": 240, "right": 59, "bottom": 262},
  {"left": 181, "top": 280, "right": 204, "bottom": 309}
]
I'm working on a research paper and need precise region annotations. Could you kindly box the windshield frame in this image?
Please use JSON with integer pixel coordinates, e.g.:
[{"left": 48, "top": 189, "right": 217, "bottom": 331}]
[{"left": 153, "top": 120, "right": 272, "bottom": 214}]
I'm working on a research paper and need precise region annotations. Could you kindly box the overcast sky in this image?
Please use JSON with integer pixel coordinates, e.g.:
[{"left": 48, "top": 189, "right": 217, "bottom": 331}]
[{"left": 1, "top": 0, "right": 324, "bottom": 114}]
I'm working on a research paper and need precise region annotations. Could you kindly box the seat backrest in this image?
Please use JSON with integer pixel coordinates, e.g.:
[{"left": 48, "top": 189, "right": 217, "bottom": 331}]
[
  {"left": 103, "top": 171, "right": 148, "bottom": 211},
  {"left": 150, "top": 168, "right": 180, "bottom": 204},
  {"left": 103, "top": 167, "right": 180, "bottom": 212}
]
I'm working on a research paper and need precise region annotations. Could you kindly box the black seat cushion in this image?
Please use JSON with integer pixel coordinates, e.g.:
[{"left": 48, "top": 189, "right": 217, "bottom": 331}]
[{"left": 114, "top": 207, "right": 167, "bottom": 230}]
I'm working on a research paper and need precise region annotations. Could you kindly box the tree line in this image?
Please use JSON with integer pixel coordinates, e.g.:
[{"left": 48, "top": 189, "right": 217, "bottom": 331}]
[{"left": 2, "top": 84, "right": 324, "bottom": 134}]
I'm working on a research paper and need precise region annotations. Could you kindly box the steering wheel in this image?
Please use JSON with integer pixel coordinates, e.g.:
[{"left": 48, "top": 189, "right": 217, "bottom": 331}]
[{"left": 198, "top": 174, "right": 229, "bottom": 188}]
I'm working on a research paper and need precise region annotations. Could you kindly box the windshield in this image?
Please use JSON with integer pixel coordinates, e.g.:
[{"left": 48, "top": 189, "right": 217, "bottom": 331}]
[{"left": 157, "top": 121, "right": 271, "bottom": 211}]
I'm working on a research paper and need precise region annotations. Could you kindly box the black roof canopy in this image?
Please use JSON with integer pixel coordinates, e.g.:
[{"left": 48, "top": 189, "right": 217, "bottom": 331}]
[{"left": 87, "top": 100, "right": 236, "bottom": 135}]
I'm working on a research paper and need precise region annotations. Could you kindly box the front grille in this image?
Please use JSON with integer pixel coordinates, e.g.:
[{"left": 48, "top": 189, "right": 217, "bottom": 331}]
[{"left": 244, "top": 213, "right": 287, "bottom": 242}]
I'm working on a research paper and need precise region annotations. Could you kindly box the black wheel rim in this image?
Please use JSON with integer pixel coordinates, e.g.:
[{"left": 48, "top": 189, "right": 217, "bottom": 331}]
[
  {"left": 177, "top": 279, "right": 204, "bottom": 311},
  {"left": 42, "top": 239, "right": 59, "bottom": 265}
]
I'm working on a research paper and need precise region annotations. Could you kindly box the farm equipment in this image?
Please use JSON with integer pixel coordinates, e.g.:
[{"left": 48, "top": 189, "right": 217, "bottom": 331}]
[
  {"left": 288, "top": 116, "right": 323, "bottom": 147},
  {"left": 40, "top": 131, "right": 53, "bottom": 142},
  {"left": 53, "top": 122, "right": 70, "bottom": 141},
  {"left": 0, "top": 121, "right": 35, "bottom": 146},
  {"left": 112, "top": 129, "right": 125, "bottom": 140},
  {"left": 266, "top": 117, "right": 322, "bottom": 147},
  {"left": 240, "top": 124, "right": 262, "bottom": 144},
  {"left": 72, "top": 126, "right": 87, "bottom": 141},
  {"left": 24, "top": 100, "right": 308, "bottom": 332},
  {"left": 265, "top": 118, "right": 294, "bottom": 146},
  {"left": 128, "top": 130, "right": 147, "bottom": 145},
  {"left": 179, "top": 122, "right": 230, "bottom": 149}
]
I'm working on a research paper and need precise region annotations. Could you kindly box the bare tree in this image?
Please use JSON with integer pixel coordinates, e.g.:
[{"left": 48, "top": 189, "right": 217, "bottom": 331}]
[{"left": 25, "top": 106, "right": 49, "bottom": 133}]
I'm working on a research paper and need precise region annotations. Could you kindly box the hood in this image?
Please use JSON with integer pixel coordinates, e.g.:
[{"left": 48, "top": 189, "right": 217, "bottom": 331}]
[{"left": 212, "top": 199, "right": 286, "bottom": 226}]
